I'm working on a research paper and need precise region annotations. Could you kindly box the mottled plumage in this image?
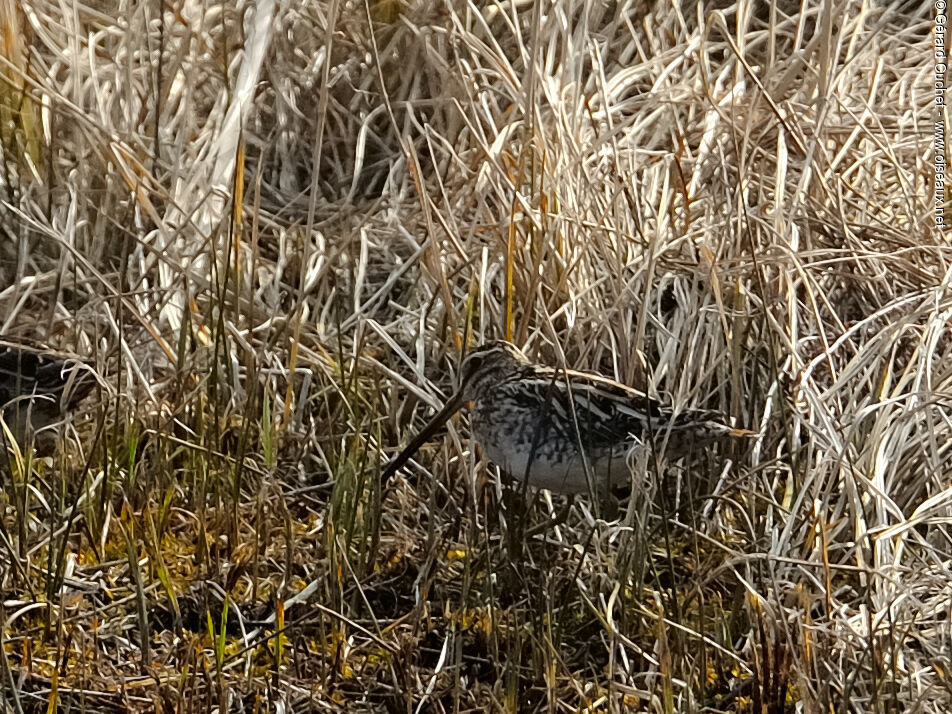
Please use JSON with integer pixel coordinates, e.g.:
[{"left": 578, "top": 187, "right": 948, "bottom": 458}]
[
  {"left": 0, "top": 338, "right": 97, "bottom": 452},
  {"left": 383, "top": 341, "right": 751, "bottom": 494}
]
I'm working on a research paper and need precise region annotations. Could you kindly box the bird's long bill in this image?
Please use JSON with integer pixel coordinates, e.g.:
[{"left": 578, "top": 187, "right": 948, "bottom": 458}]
[{"left": 381, "top": 391, "right": 466, "bottom": 485}]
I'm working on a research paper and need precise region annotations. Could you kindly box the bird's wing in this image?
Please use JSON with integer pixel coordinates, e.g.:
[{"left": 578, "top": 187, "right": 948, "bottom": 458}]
[
  {"left": 500, "top": 366, "right": 667, "bottom": 450},
  {"left": 0, "top": 340, "right": 97, "bottom": 407},
  {"left": 505, "top": 365, "right": 744, "bottom": 450}
]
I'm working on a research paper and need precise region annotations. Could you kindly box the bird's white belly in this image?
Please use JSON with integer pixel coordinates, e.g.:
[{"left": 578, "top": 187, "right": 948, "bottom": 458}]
[{"left": 474, "top": 422, "right": 632, "bottom": 494}]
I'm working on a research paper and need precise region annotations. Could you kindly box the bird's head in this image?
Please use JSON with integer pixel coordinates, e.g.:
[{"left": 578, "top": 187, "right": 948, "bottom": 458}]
[{"left": 458, "top": 340, "right": 528, "bottom": 401}]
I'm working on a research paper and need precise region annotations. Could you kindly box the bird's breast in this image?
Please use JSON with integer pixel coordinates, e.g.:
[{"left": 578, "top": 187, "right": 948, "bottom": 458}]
[{"left": 469, "top": 396, "right": 633, "bottom": 493}]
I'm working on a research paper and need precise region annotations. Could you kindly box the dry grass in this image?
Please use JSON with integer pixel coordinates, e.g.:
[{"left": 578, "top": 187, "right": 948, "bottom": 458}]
[{"left": 0, "top": 0, "right": 945, "bottom": 711}]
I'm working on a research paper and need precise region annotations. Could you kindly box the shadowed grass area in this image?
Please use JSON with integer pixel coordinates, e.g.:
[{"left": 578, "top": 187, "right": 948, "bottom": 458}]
[{"left": 0, "top": 0, "right": 945, "bottom": 711}]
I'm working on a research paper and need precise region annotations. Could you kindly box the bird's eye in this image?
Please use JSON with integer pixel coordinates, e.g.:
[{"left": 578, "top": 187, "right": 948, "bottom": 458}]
[
  {"left": 462, "top": 353, "right": 487, "bottom": 382},
  {"left": 465, "top": 355, "right": 482, "bottom": 374}
]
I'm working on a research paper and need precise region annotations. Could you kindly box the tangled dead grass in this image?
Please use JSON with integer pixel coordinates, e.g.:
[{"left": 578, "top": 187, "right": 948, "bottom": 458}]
[{"left": 0, "top": 0, "right": 946, "bottom": 711}]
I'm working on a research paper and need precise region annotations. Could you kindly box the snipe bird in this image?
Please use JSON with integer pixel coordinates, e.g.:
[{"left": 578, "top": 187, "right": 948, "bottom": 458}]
[
  {"left": 0, "top": 338, "right": 97, "bottom": 453},
  {"left": 382, "top": 341, "right": 752, "bottom": 494}
]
